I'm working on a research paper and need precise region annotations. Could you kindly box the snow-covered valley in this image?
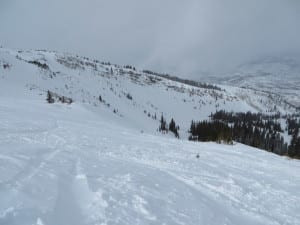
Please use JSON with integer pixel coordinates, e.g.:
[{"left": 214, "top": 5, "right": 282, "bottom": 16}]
[{"left": 0, "top": 47, "right": 300, "bottom": 225}]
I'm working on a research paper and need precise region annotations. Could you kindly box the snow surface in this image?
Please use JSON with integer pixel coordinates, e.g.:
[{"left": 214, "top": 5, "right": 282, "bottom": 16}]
[
  {"left": 0, "top": 48, "right": 300, "bottom": 225},
  {"left": 0, "top": 97, "right": 300, "bottom": 225}
]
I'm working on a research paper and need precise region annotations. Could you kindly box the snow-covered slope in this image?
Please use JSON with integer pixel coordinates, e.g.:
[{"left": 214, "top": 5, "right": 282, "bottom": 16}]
[
  {"left": 0, "top": 48, "right": 297, "bottom": 137},
  {"left": 0, "top": 97, "right": 299, "bottom": 225},
  {"left": 1, "top": 47, "right": 300, "bottom": 225}
]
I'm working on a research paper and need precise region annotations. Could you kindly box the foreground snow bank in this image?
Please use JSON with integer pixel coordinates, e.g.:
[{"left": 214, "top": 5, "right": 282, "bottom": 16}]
[{"left": 0, "top": 98, "right": 299, "bottom": 225}]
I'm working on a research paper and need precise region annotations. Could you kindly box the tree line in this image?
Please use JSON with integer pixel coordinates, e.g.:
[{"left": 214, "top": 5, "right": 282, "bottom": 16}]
[
  {"left": 189, "top": 110, "right": 300, "bottom": 159},
  {"left": 142, "top": 70, "right": 222, "bottom": 91},
  {"left": 286, "top": 117, "right": 300, "bottom": 158}
]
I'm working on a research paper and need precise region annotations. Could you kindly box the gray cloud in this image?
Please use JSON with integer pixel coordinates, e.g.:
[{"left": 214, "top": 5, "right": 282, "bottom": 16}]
[{"left": 0, "top": 0, "right": 299, "bottom": 78}]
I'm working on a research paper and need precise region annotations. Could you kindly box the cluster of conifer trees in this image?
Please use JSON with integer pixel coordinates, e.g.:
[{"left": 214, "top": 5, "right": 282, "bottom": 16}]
[
  {"left": 159, "top": 115, "right": 179, "bottom": 138},
  {"left": 189, "top": 110, "right": 300, "bottom": 158},
  {"left": 286, "top": 117, "right": 300, "bottom": 158},
  {"left": 46, "top": 90, "right": 73, "bottom": 104},
  {"left": 189, "top": 120, "right": 232, "bottom": 143}
]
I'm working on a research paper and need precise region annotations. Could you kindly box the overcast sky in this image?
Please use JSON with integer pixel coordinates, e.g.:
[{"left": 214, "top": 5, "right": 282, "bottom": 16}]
[{"left": 0, "top": 0, "right": 299, "bottom": 78}]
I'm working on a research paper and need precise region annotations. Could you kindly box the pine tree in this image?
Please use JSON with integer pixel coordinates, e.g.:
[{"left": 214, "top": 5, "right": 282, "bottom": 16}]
[
  {"left": 159, "top": 115, "right": 167, "bottom": 132},
  {"left": 169, "top": 118, "right": 179, "bottom": 138},
  {"left": 46, "top": 91, "right": 54, "bottom": 103},
  {"left": 169, "top": 118, "right": 176, "bottom": 132}
]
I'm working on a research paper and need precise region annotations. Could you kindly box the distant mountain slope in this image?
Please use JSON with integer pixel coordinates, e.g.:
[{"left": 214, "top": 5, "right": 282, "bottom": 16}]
[
  {"left": 204, "top": 56, "right": 300, "bottom": 108},
  {"left": 0, "top": 47, "right": 297, "bottom": 138}
]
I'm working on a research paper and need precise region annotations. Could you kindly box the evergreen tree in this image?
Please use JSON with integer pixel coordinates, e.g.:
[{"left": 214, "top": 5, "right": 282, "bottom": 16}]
[
  {"left": 169, "top": 118, "right": 179, "bottom": 138},
  {"left": 159, "top": 114, "right": 167, "bottom": 132},
  {"left": 46, "top": 91, "right": 54, "bottom": 103}
]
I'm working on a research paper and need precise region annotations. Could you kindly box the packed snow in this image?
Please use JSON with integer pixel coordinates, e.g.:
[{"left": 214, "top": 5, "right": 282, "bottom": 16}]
[{"left": 0, "top": 97, "right": 300, "bottom": 225}]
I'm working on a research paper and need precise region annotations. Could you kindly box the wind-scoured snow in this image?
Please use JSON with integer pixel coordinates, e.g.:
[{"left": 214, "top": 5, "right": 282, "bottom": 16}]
[{"left": 0, "top": 98, "right": 299, "bottom": 225}]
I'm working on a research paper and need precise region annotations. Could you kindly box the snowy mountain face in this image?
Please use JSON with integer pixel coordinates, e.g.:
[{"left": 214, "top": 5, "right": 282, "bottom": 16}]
[
  {"left": 0, "top": 47, "right": 300, "bottom": 225},
  {"left": 0, "top": 48, "right": 297, "bottom": 135},
  {"left": 204, "top": 56, "right": 300, "bottom": 108}
]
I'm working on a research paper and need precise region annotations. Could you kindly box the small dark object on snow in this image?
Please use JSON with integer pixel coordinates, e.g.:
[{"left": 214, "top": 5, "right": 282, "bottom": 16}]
[{"left": 196, "top": 154, "right": 200, "bottom": 159}]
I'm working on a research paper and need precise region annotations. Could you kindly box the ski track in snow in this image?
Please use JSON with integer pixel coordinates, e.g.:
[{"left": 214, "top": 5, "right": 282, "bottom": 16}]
[{"left": 0, "top": 99, "right": 299, "bottom": 225}]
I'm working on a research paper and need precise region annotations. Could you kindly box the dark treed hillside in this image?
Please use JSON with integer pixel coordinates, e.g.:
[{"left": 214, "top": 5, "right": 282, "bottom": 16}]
[{"left": 189, "top": 110, "right": 300, "bottom": 158}]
